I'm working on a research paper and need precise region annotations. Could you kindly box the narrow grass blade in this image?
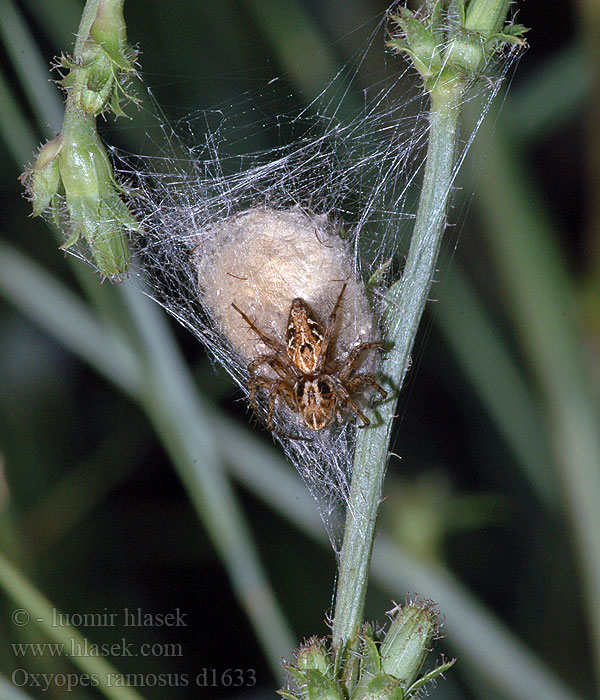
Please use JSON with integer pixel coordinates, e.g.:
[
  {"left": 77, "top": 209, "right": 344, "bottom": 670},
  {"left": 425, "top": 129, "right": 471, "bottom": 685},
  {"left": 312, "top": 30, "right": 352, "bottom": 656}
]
[
  {"left": 0, "top": 552, "right": 146, "bottom": 700},
  {"left": 504, "top": 43, "right": 591, "bottom": 142},
  {"left": 471, "top": 107, "right": 600, "bottom": 688},
  {"left": 0, "top": 0, "right": 63, "bottom": 135},
  {"left": 0, "top": 243, "right": 141, "bottom": 396},
  {"left": 119, "top": 283, "right": 295, "bottom": 675},
  {"left": 437, "top": 260, "right": 559, "bottom": 508},
  {"left": 0, "top": 67, "right": 38, "bottom": 167},
  {"left": 0, "top": 673, "right": 38, "bottom": 700}
]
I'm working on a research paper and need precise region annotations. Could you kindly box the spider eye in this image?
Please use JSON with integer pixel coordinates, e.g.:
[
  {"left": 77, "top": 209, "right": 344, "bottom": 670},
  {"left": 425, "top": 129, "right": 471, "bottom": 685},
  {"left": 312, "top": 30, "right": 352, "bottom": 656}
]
[{"left": 317, "top": 380, "right": 331, "bottom": 395}]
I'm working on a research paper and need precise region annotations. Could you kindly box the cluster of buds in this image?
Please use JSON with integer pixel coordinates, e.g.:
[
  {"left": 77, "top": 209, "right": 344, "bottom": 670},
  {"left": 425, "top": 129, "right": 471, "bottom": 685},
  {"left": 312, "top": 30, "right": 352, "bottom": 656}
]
[
  {"left": 21, "top": 0, "right": 139, "bottom": 279},
  {"left": 59, "top": 0, "right": 138, "bottom": 118},
  {"left": 386, "top": 0, "right": 528, "bottom": 94},
  {"left": 279, "top": 601, "right": 453, "bottom": 700}
]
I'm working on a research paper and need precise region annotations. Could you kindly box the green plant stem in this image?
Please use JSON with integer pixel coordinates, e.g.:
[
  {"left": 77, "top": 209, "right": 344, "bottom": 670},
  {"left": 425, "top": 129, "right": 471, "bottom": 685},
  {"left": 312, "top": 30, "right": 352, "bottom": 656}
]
[
  {"left": 332, "top": 84, "right": 463, "bottom": 649},
  {"left": 73, "top": 0, "right": 100, "bottom": 57}
]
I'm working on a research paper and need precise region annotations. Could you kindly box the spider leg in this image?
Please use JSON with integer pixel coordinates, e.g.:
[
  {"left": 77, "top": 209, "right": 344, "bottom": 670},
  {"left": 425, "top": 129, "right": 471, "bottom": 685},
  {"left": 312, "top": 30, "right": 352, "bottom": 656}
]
[
  {"left": 247, "top": 373, "right": 312, "bottom": 442},
  {"left": 232, "top": 303, "right": 287, "bottom": 355},
  {"left": 265, "top": 381, "right": 284, "bottom": 430},
  {"left": 276, "top": 378, "right": 298, "bottom": 412},
  {"left": 248, "top": 356, "right": 300, "bottom": 390},
  {"left": 248, "top": 354, "right": 276, "bottom": 374},
  {"left": 248, "top": 376, "right": 297, "bottom": 431},
  {"left": 248, "top": 377, "right": 266, "bottom": 423},
  {"left": 345, "top": 373, "right": 388, "bottom": 400},
  {"left": 248, "top": 354, "right": 293, "bottom": 377},
  {"left": 317, "top": 282, "right": 347, "bottom": 371},
  {"left": 338, "top": 341, "right": 385, "bottom": 380},
  {"left": 340, "top": 391, "right": 371, "bottom": 427},
  {"left": 326, "top": 377, "right": 370, "bottom": 427}
]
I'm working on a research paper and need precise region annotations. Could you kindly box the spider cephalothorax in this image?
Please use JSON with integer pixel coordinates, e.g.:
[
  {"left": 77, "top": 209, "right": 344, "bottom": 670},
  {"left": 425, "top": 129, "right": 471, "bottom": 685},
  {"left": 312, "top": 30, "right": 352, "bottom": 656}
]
[{"left": 232, "top": 283, "right": 387, "bottom": 432}]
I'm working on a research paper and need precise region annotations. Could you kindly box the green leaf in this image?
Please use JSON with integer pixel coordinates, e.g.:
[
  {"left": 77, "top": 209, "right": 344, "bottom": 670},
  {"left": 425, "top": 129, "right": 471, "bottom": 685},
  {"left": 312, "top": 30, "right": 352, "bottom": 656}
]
[
  {"left": 405, "top": 659, "right": 455, "bottom": 697},
  {"left": 360, "top": 629, "right": 382, "bottom": 677},
  {"left": 90, "top": 0, "right": 136, "bottom": 71},
  {"left": 278, "top": 691, "right": 301, "bottom": 700},
  {"left": 305, "top": 670, "right": 343, "bottom": 700},
  {"left": 364, "top": 674, "right": 404, "bottom": 700}
]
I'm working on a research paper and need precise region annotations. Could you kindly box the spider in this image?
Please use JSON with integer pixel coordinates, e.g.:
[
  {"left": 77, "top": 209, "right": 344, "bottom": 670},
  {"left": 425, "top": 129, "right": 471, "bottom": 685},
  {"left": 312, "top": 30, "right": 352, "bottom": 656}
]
[{"left": 232, "top": 283, "right": 388, "bottom": 432}]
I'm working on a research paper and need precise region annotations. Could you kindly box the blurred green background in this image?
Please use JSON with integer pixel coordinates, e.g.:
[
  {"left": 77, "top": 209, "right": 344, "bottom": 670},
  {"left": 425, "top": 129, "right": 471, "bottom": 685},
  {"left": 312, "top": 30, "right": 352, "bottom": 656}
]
[{"left": 0, "top": 1, "right": 598, "bottom": 699}]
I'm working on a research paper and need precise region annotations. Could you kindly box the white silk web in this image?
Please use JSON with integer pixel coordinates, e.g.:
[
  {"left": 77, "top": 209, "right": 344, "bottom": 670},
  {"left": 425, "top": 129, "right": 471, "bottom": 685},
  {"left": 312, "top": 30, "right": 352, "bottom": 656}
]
[{"left": 69, "top": 7, "right": 517, "bottom": 549}]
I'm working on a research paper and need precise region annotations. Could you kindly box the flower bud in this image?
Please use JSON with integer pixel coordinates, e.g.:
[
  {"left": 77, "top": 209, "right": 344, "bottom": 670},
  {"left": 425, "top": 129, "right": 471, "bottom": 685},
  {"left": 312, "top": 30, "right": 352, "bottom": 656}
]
[
  {"left": 26, "top": 136, "right": 63, "bottom": 216},
  {"left": 379, "top": 601, "right": 439, "bottom": 691},
  {"left": 57, "top": 120, "right": 134, "bottom": 278},
  {"left": 90, "top": 0, "right": 136, "bottom": 70},
  {"left": 58, "top": 0, "right": 137, "bottom": 120},
  {"left": 465, "top": 0, "right": 510, "bottom": 37},
  {"left": 386, "top": 8, "right": 441, "bottom": 82},
  {"left": 296, "top": 637, "right": 331, "bottom": 675},
  {"left": 304, "top": 670, "right": 343, "bottom": 700},
  {"left": 387, "top": 2, "right": 527, "bottom": 93},
  {"left": 64, "top": 52, "right": 114, "bottom": 116}
]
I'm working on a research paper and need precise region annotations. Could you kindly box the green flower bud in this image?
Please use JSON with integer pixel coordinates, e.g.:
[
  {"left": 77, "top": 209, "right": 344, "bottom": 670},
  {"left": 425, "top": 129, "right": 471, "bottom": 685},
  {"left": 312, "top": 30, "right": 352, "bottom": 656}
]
[
  {"left": 360, "top": 626, "right": 382, "bottom": 677},
  {"left": 380, "top": 601, "right": 439, "bottom": 691},
  {"left": 58, "top": 0, "right": 137, "bottom": 121},
  {"left": 347, "top": 624, "right": 383, "bottom": 699},
  {"left": 386, "top": 9, "right": 441, "bottom": 82},
  {"left": 61, "top": 48, "right": 119, "bottom": 117},
  {"left": 65, "top": 64, "right": 113, "bottom": 116},
  {"left": 58, "top": 120, "right": 112, "bottom": 205},
  {"left": 25, "top": 136, "right": 63, "bottom": 216},
  {"left": 296, "top": 637, "right": 331, "bottom": 675},
  {"left": 465, "top": 0, "right": 510, "bottom": 36},
  {"left": 56, "top": 118, "right": 134, "bottom": 278},
  {"left": 443, "top": 32, "right": 487, "bottom": 76},
  {"left": 281, "top": 637, "right": 343, "bottom": 700},
  {"left": 387, "top": 1, "right": 527, "bottom": 93},
  {"left": 90, "top": 0, "right": 136, "bottom": 71}
]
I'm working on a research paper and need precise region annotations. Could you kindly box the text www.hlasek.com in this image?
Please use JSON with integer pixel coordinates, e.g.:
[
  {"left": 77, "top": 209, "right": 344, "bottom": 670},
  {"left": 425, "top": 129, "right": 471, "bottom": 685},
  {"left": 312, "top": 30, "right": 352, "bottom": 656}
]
[{"left": 12, "top": 638, "right": 182, "bottom": 658}]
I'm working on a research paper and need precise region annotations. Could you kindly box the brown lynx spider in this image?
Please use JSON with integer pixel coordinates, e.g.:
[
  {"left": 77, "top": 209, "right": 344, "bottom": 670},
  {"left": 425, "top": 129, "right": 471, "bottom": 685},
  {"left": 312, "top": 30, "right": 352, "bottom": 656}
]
[{"left": 232, "top": 283, "right": 388, "bottom": 432}]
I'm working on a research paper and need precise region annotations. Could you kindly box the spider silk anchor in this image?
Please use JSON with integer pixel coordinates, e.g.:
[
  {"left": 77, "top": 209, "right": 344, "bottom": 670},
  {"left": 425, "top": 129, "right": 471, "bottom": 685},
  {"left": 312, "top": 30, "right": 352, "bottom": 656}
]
[{"left": 232, "top": 283, "right": 388, "bottom": 432}]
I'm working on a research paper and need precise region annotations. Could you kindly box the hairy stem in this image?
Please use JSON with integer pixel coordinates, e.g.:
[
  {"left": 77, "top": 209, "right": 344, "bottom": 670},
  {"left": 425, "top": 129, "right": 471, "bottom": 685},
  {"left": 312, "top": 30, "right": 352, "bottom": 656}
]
[
  {"left": 332, "top": 84, "right": 463, "bottom": 649},
  {"left": 74, "top": 0, "right": 100, "bottom": 57}
]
